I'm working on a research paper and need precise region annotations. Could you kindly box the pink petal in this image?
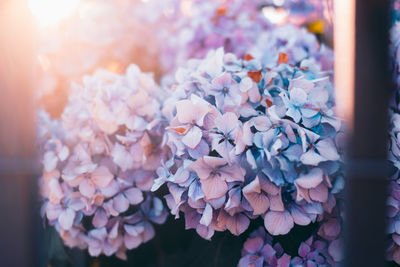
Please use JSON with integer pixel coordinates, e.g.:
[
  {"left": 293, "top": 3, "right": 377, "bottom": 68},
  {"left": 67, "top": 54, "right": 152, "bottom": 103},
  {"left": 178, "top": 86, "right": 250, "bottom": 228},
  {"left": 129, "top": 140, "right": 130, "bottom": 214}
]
[
  {"left": 226, "top": 214, "right": 250, "bottom": 235},
  {"left": 295, "top": 168, "right": 324, "bottom": 189},
  {"left": 113, "top": 193, "right": 129, "bottom": 213},
  {"left": 92, "top": 166, "right": 114, "bottom": 188},
  {"left": 184, "top": 209, "right": 201, "bottom": 230},
  {"left": 243, "top": 177, "right": 262, "bottom": 194},
  {"left": 290, "top": 206, "right": 311, "bottom": 226},
  {"left": 220, "top": 164, "right": 245, "bottom": 183},
  {"left": 200, "top": 176, "right": 228, "bottom": 200},
  {"left": 190, "top": 157, "right": 213, "bottom": 179},
  {"left": 196, "top": 224, "right": 214, "bottom": 240},
  {"left": 212, "top": 72, "right": 232, "bottom": 87},
  {"left": 124, "top": 224, "right": 144, "bottom": 236},
  {"left": 168, "top": 184, "right": 186, "bottom": 204},
  {"left": 298, "top": 242, "right": 311, "bottom": 257},
  {"left": 188, "top": 139, "right": 210, "bottom": 159},
  {"left": 243, "top": 237, "right": 264, "bottom": 253},
  {"left": 309, "top": 183, "right": 328, "bottom": 202},
  {"left": 79, "top": 178, "right": 95, "bottom": 198},
  {"left": 243, "top": 191, "right": 270, "bottom": 215},
  {"left": 112, "top": 143, "right": 134, "bottom": 171},
  {"left": 142, "top": 222, "right": 155, "bottom": 242},
  {"left": 295, "top": 186, "right": 311, "bottom": 203},
  {"left": 300, "top": 149, "right": 326, "bottom": 166},
  {"left": 123, "top": 187, "right": 144, "bottom": 205},
  {"left": 277, "top": 253, "right": 291, "bottom": 267},
  {"left": 48, "top": 179, "right": 64, "bottom": 204},
  {"left": 46, "top": 203, "right": 62, "bottom": 220},
  {"left": 100, "top": 179, "right": 120, "bottom": 198},
  {"left": 182, "top": 125, "right": 203, "bottom": 149},
  {"left": 316, "top": 139, "right": 340, "bottom": 161},
  {"left": 269, "top": 194, "right": 285, "bottom": 212},
  {"left": 214, "top": 140, "right": 234, "bottom": 163},
  {"left": 259, "top": 176, "right": 280, "bottom": 195},
  {"left": 202, "top": 156, "right": 227, "bottom": 169},
  {"left": 328, "top": 239, "right": 343, "bottom": 262},
  {"left": 200, "top": 203, "right": 213, "bottom": 226},
  {"left": 176, "top": 96, "right": 210, "bottom": 126},
  {"left": 92, "top": 209, "right": 108, "bottom": 228},
  {"left": 215, "top": 112, "right": 238, "bottom": 134},
  {"left": 58, "top": 208, "right": 75, "bottom": 230},
  {"left": 124, "top": 234, "right": 142, "bottom": 249},
  {"left": 264, "top": 211, "right": 294, "bottom": 235},
  {"left": 43, "top": 151, "right": 58, "bottom": 172},
  {"left": 173, "top": 167, "right": 190, "bottom": 184},
  {"left": 319, "top": 218, "right": 341, "bottom": 240},
  {"left": 290, "top": 87, "right": 308, "bottom": 104},
  {"left": 109, "top": 221, "right": 119, "bottom": 239},
  {"left": 87, "top": 239, "right": 102, "bottom": 256},
  {"left": 261, "top": 243, "right": 276, "bottom": 258}
]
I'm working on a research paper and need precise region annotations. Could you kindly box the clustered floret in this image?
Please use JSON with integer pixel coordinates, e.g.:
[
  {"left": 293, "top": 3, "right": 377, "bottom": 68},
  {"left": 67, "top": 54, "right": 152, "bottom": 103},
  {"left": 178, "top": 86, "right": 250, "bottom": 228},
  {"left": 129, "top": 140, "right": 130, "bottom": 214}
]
[
  {"left": 37, "top": 0, "right": 346, "bottom": 263},
  {"left": 154, "top": 47, "right": 342, "bottom": 240},
  {"left": 238, "top": 226, "right": 338, "bottom": 267},
  {"left": 39, "top": 65, "right": 168, "bottom": 259}
]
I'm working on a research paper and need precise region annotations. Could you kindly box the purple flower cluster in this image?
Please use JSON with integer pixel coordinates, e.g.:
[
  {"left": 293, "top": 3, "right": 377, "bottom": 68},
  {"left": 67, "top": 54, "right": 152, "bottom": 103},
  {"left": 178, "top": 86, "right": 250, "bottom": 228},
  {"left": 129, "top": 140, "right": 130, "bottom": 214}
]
[
  {"left": 153, "top": 47, "right": 342, "bottom": 239},
  {"left": 387, "top": 19, "right": 400, "bottom": 264},
  {"left": 38, "top": 65, "right": 169, "bottom": 259},
  {"left": 249, "top": 23, "right": 334, "bottom": 71},
  {"left": 391, "top": 22, "right": 400, "bottom": 92},
  {"left": 387, "top": 179, "right": 400, "bottom": 264},
  {"left": 387, "top": 113, "right": 400, "bottom": 264},
  {"left": 238, "top": 227, "right": 338, "bottom": 267}
]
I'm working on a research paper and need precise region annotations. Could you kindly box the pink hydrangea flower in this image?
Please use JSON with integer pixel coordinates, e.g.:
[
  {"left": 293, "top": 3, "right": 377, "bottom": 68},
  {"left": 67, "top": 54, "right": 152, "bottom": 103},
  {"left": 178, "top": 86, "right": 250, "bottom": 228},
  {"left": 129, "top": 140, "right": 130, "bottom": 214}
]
[
  {"left": 39, "top": 65, "right": 169, "bottom": 259},
  {"left": 154, "top": 47, "right": 342, "bottom": 239}
]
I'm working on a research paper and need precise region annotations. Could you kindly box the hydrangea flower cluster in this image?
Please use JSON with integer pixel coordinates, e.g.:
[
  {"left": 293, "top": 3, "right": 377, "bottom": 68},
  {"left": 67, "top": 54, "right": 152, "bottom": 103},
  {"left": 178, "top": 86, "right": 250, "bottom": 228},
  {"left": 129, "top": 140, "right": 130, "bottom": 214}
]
[
  {"left": 39, "top": 65, "right": 169, "bottom": 259},
  {"left": 153, "top": 47, "right": 342, "bottom": 240},
  {"left": 238, "top": 227, "right": 337, "bottom": 266},
  {"left": 154, "top": 0, "right": 271, "bottom": 73},
  {"left": 387, "top": 18, "right": 400, "bottom": 265},
  {"left": 387, "top": 113, "right": 400, "bottom": 264},
  {"left": 387, "top": 178, "right": 400, "bottom": 264},
  {"left": 248, "top": 23, "right": 334, "bottom": 71}
]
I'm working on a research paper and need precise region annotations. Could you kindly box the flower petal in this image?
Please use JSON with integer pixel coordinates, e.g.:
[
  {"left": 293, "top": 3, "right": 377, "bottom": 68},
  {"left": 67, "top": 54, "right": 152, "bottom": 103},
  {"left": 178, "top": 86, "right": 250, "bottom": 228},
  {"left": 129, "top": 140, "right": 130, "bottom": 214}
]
[
  {"left": 124, "top": 234, "right": 142, "bottom": 249},
  {"left": 200, "top": 203, "right": 213, "bottom": 226},
  {"left": 92, "top": 208, "right": 108, "bottom": 228},
  {"left": 300, "top": 149, "right": 326, "bottom": 166},
  {"left": 316, "top": 139, "right": 340, "bottom": 161},
  {"left": 200, "top": 176, "right": 228, "bottom": 200},
  {"left": 182, "top": 126, "right": 203, "bottom": 149},
  {"left": 79, "top": 178, "right": 95, "bottom": 198},
  {"left": 58, "top": 208, "right": 75, "bottom": 230},
  {"left": 113, "top": 193, "right": 129, "bottom": 213},
  {"left": 295, "top": 168, "right": 324, "bottom": 189},
  {"left": 124, "top": 187, "right": 144, "bottom": 205},
  {"left": 211, "top": 72, "right": 232, "bottom": 88},
  {"left": 243, "top": 237, "right": 264, "bottom": 254},
  {"left": 264, "top": 211, "right": 294, "bottom": 235},
  {"left": 92, "top": 166, "right": 114, "bottom": 188},
  {"left": 290, "top": 206, "right": 311, "bottom": 226},
  {"left": 309, "top": 183, "right": 328, "bottom": 202}
]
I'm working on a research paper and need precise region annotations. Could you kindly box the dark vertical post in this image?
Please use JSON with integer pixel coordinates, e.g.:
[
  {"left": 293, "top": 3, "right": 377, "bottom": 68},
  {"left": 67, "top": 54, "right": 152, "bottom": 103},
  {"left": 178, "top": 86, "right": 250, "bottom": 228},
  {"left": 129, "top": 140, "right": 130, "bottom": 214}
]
[
  {"left": 344, "top": 0, "right": 393, "bottom": 266},
  {"left": 0, "top": 0, "right": 37, "bottom": 266}
]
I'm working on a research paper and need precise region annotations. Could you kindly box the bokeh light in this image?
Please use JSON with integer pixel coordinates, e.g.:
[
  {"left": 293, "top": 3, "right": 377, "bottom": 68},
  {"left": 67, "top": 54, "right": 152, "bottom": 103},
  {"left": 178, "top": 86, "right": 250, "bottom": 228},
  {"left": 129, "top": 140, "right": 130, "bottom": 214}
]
[{"left": 28, "top": 0, "right": 80, "bottom": 27}]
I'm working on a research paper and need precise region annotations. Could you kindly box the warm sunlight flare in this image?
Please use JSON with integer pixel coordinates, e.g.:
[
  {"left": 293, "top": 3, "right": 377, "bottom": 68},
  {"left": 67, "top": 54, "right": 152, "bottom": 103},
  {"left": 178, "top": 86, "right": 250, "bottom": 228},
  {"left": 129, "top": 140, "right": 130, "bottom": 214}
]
[{"left": 28, "top": 0, "right": 80, "bottom": 27}]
